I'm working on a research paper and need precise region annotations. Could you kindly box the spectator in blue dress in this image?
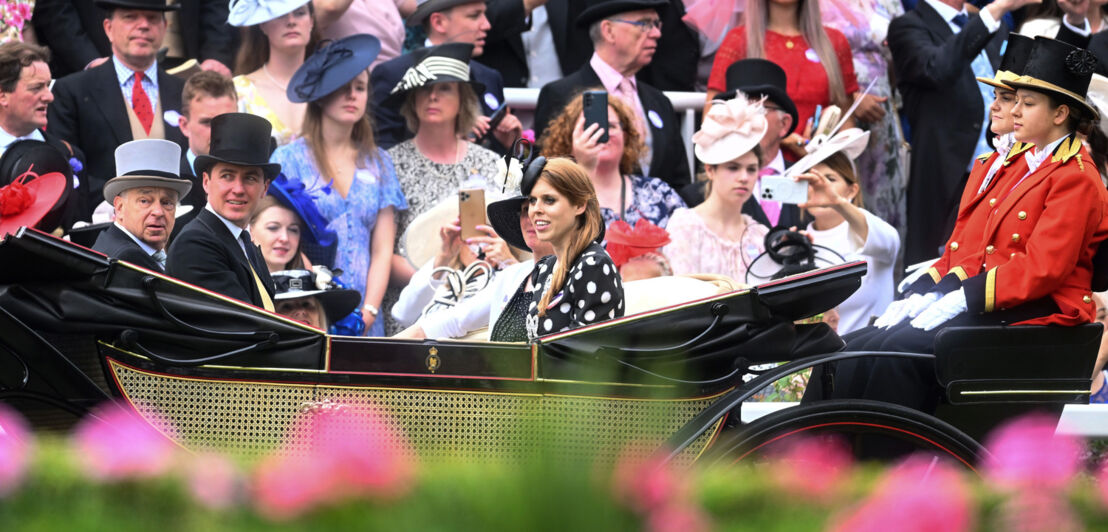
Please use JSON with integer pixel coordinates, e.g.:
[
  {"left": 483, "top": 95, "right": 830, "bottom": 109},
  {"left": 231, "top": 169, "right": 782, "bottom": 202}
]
[
  {"left": 271, "top": 34, "right": 408, "bottom": 336},
  {"left": 538, "top": 92, "right": 686, "bottom": 230}
]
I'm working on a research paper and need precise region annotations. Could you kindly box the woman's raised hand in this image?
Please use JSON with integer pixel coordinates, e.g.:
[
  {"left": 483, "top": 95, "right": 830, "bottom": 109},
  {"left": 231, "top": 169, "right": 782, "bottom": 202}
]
[
  {"left": 467, "top": 224, "right": 517, "bottom": 268},
  {"left": 435, "top": 217, "right": 463, "bottom": 268},
  {"left": 571, "top": 115, "right": 605, "bottom": 175},
  {"left": 795, "top": 171, "right": 842, "bottom": 210}
]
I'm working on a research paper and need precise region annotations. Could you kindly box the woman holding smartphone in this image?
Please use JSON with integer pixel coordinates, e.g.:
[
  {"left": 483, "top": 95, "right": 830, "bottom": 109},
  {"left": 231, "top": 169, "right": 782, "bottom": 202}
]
[
  {"left": 662, "top": 95, "right": 769, "bottom": 281},
  {"left": 823, "top": 36, "right": 1108, "bottom": 413}
]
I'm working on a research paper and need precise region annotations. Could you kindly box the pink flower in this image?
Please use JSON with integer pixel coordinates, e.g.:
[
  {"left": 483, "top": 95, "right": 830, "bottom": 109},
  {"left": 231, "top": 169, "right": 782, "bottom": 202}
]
[
  {"left": 612, "top": 443, "right": 687, "bottom": 512},
  {"left": 767, "top": 435, "right": 852, "bottom": 501},
  {"left": 74, "top": 401, "right": 177, "bottom": 481},
  {"left": 185, "top": 452, "right": 241, "bottom": 510},
  {"left": 252, "top": 402, "right": 415, "bottom": 519},
  {"left": 0, "top": 404, "right": 31, "bottom": 496},
  {"left": 520, "top": 129, "right": 535, "bottom": 143},
  {"left": 1098, "top": 460, "right": 1108, "bottom": 508},
  {"left": 982, "top": 414, "right": 1082, "bottom": 491},
  {"left": 646, "top": 503, "right": 710, "bottom": 532},
  {"left": 829, "top": 454, "right": 974, "bottom": 532},
  {"left": 995, "top": 490, "right": 1080, "bottom": 532}
]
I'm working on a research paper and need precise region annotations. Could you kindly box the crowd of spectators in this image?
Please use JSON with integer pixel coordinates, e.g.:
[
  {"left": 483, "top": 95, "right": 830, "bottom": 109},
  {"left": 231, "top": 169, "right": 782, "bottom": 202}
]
[{"left": 4, "top": 0, "right": 1108, "bottom": 378}]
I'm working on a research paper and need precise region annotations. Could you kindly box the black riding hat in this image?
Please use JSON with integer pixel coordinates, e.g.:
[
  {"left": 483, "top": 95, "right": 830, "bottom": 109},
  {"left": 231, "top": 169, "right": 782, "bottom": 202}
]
[
  {"left": 978, "top": 33, "right": 1035, "bottom": 90},
  {"left": 1006, "top": 36, "right": 1099, "bottom": 119}
]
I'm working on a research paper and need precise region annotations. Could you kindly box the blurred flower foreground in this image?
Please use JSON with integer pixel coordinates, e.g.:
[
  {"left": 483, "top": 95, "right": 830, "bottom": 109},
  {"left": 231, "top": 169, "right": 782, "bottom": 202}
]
[{"left": 3, "top": 400, "right": 1108, "bottom": 531}]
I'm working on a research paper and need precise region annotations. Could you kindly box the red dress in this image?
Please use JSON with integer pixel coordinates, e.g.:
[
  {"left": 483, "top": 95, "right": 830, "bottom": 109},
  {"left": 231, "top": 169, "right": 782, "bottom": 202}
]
[{"left": 708, "top": 26, "right": 859, "bottom": 131}]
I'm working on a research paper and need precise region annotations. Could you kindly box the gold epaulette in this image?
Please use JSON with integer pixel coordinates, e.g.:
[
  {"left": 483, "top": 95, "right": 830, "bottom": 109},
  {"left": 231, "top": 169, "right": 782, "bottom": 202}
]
[
  {"left": 1050, "top": 136, "right": 1083, "bottom": 164},
  {"left": 1004, "top": 142, "right": 1033, "bottom": 166},
  {"left": 976, "top": 151, "right": 993, "bottom": 163}
]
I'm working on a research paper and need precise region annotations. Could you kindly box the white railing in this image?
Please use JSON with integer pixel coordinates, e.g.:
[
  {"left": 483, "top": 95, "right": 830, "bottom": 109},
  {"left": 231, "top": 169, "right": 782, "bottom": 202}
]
[
  {"left": 741, "top": 402, "right": 1108, "bottom": 438},
  {"left": 504, "top": 88, "right": 705, "bottom": 177}
]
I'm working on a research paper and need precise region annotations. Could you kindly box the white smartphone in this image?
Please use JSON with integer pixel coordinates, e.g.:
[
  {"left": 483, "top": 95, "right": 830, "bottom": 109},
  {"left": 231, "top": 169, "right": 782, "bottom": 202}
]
[{"left": 759, "top": 176, "right": 809, "bottom": 205}]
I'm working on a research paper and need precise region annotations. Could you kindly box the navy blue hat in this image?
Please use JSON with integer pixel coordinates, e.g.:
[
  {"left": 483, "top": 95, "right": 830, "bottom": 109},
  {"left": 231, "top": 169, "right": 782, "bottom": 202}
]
[
  {"left": 267, "top": 174, "right": 337, "bottom": 249},
  {"left": 575, "top": 0, "right": 667, "bottom": 28},
  {"left": 288, "top": 34, "right": 382, "bottom": 103}
]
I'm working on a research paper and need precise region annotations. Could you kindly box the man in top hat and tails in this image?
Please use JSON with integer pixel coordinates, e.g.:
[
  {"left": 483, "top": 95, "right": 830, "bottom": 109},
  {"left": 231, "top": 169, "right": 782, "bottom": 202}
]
[
  {"left": 167, "top": 113, "right": 279, "bottom": 311},
  {"left": 532, "top": 0, "right": 690, "bottom": 190},
  {"left": 93, "top": 139, "right": 191, "bottom": 272},
  {"left": 47, "top": 0, "right": 188, "bottom": 222},
  {"left": 371, "top": 0, "right": 522, "bottom": 151}
]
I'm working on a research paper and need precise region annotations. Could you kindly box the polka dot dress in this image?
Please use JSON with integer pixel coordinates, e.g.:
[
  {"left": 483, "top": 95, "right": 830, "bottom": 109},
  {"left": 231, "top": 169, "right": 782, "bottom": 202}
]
[{"left": 525, "top": 242, "right": 625, "bottom": 340}]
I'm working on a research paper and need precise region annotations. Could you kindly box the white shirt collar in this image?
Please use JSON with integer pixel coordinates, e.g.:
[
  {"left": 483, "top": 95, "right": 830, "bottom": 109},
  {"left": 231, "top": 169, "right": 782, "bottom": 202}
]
[
  {"left": 113, "top": 221, "right": 159, "bottom": 255},
  {"left": 205, "top": 203, "right": 246, "bottom": 241},
  {"left": 0, "top": 127, "right": 43, "bottom": 151},
  {"left": 924, "top": 0, "right": 965, "bottom": 25},
  {"left": 1025, "top": 135, "right": 1070, "bottom": 173},
  {"left": 111, "top": 55, "right": 159, "bottom": 87},
  {"left": 768, "top": 150, "right": 786, "bottom": 174}
]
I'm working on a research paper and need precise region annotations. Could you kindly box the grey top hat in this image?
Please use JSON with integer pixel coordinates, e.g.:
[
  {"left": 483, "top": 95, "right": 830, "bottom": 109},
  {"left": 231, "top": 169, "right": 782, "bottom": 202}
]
[{"left": 102, "top": 139, "right": 192, "bottom": 202}]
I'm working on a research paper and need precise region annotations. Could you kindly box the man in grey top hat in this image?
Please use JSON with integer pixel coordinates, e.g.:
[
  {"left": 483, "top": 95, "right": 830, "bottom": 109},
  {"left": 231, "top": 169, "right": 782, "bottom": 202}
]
[{"left": 92, "top": 138, "right": 192, "bottom": 272}]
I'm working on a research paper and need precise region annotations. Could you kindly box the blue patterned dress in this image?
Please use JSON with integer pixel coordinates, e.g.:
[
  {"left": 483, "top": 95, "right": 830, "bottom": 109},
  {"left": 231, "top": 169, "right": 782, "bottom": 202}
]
[
  {"left": 271, "top": 139, "right": 408, "bottom": 336},
  {"left": 599, "top": 175, "right": 687, "bottom": 230}
]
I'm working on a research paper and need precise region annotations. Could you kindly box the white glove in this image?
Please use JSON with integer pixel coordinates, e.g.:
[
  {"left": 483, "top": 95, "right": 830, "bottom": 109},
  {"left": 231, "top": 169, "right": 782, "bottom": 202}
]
[
  {"left": 874, "top": 292, "right": 940, "bottom": 329},
  {"left": 910, "top": 288, "right": 968, "bottom": 331}
]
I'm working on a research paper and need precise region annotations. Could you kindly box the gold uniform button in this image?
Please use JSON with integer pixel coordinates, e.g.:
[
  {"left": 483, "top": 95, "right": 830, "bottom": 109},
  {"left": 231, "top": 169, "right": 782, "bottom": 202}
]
[
  {"left": 989, "top": 198, "right": 997, "bottom": 207},
  {"left": 1017, "top": 211, "right": 1027, "bottom": 220},
  {"left": 1085, "top": 295, "right": 1093, "bottom": 304},
  {"left": 1011, "top": 233, "right": 1020, "bottom": 242},
  {"left": 986, "top": 245, "right": 995, "bottom": 254},
  {"left": 950, "top": 242, "right": 959, "bottom": 251}
]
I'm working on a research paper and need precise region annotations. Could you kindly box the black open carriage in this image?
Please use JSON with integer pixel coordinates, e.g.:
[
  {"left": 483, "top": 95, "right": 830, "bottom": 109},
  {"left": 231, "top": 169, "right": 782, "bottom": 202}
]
[{"left": 0, "top": 228, "right": 1098, "bottom": 468}]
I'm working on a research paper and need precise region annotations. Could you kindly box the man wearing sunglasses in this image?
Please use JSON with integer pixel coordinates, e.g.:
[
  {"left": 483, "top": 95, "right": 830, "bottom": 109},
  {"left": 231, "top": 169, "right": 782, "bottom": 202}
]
[{"left": 533, "top": 0, "right": 690, "bottom": 191}]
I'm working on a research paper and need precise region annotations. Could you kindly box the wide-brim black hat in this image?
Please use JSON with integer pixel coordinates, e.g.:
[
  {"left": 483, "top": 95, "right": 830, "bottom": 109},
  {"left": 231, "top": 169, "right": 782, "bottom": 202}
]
[
  {"left": 1006, "top": 36, "right": 1099, "bottom": 119},
  {"left": 0, "top": 140, "right": 74, "bottom": 232},
  {"left": 94, "top": 0, "right": 179, "bottom": 11},
  {"left": 487, "top": 194, "right": 530, "bottom": 252},
  {"left": 288, "top": 34, "right": 382, "bottom": 103},
  {"left": 717, "top": 58, "right": 798, "bottom": 136},
  {"left": 575, "top": 0, "right": 667, "bottom": 28},
  {"left": 384, "top": 43, "right": 485, "bottom": 107},
  {"left": 272, "top": 270, "right": 362, "bottom": 324},
  {"left": 978, "top": 33, "right": 1035, "bottom": 90},
  {"left": 407, "top": 0, "right": 481, "bottom": 27},
  {"left": 194, "top": 113, "right": 281, "bottom": 180}
]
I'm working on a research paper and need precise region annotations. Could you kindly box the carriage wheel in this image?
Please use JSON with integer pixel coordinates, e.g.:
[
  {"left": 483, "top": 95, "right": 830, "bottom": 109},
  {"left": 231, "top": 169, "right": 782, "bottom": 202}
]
[{"left": 705, "top": 399, "right": 985, "bottom": 471}]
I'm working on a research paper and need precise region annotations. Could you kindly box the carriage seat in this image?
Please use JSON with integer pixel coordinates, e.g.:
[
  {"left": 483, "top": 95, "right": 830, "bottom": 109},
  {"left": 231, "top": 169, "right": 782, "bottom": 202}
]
[{"left": 933, "top": 324, "right": 1102, "bottom": 405}]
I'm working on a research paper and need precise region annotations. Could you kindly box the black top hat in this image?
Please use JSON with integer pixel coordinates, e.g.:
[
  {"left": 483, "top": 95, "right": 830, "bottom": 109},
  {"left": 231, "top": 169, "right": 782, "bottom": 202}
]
[
  {"left": 288, "top": 34, "right": 382, "bottom": 103},
  {"left": 94, "top": 0, "right": 180, "bottom": 11},
  {"left": 0, "top": 140, "right": 74, "bottom": 232},
  {"left": 407, "top": 0, "right": 483, "bottom": 27},
  {"left": 384, "top": 43, "right": 485, "bottom": 107},
  {"left": 575, "top": 0, "right": 667, "bottom": 28},
  {"left": 978, "top": 33, "right": 1035, "bottom": 90},
  {"left": 272, "top": 269, "right": 362, "bottom": 324},
  {"left": 1006, "top": 36, "right": 1099, "bottom": 119},
  {"left": 718, "top": 59, "right": 799, "bottom": 136},
  {"left": 193, "top": 113, "right": 282, "bottom": 180}
]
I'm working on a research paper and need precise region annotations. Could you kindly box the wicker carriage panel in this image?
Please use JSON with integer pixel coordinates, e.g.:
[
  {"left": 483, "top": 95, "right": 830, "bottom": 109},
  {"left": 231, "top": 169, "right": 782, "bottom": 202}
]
[{"left": 110, "top": 361, "right": 722, "bottom": 466}]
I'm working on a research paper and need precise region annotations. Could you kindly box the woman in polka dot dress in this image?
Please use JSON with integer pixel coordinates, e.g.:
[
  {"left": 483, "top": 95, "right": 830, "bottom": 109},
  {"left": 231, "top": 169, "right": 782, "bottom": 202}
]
[{"left": 523, "top": 157, "right": 624, "bottom": 340}]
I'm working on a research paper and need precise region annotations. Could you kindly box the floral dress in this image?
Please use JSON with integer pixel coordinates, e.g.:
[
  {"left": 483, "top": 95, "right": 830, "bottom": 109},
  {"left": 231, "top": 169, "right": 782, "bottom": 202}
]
[
  {"left": 526, "top": 242, "right": 624, "bottom": 340},
  {"left": 0, "top": 1, "right": 32, "bottom": 43},
  {"left": 821, "top": 0, "right": 909, "bottom": 235},
  {"left": 234, "top": 75, "right": 298, "bottom": 146},
  {"left": 270, "top": 139, "right": 408, "bottom": 337},
  {"left": 382, "top": 139, "right": 502, "bottom": 334},
  {"left": 662, "top": 208, "right": 768, "bottom": 283},
  {"left": 600, "top": 174, "right": 687, "bottom": 230}
]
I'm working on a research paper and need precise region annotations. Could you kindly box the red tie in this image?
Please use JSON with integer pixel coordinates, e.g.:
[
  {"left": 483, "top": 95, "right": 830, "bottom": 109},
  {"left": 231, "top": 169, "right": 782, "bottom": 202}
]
[{"left": 132, "top": 71, "right": 153, "bottom": 135}]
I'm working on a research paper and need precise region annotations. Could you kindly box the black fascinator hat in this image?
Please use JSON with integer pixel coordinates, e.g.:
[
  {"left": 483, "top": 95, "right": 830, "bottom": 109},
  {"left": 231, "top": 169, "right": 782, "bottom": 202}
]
[{"left": 486, "top": 139, "right": 544, "bottom": 252}]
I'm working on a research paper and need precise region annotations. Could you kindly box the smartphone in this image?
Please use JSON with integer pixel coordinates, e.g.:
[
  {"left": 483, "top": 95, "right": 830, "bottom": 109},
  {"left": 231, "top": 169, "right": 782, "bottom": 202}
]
[
  {"left": 458, "top": 188, "right": 486, "bottom": 240},
  {"left": 475, "top": 103, "right": 509, "bottom": 144},
  {"left": 759, "top": 176, "right": 809, "bottom": 205},
  {"left": 582, "top": 90, "right": 609, "bottom": 144}
]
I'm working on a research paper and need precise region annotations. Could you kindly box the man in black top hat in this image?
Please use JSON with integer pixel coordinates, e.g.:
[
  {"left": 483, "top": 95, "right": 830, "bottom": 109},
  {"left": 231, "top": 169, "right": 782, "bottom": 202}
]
[
  {"left": 0, "top": 41, "right": 88, "bottom": 230},
  {"left": 678, "top": 59, "right": 806, "bottom": 230},
  {"left": 167, "top": 113, "right": 279, "bottom": 312},
  {"left": 47, "top": 0, "right": 190, "bottom": 222},
  {"left": 33, "top": 0, "right": 235, "bottom": 78},
  {"left": 532, "top": 0, "right": 690, "bottom": 190},
  {"left": 371, "top": 0, "right": 521, "bottom": 152}
]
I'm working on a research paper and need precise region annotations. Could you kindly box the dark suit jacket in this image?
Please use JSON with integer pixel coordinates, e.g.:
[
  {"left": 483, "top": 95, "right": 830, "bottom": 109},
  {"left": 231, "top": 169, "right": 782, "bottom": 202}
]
[
  {"left": 476, "top": 0, "right": 592, "bottom": 88},
  {"left": 370, "top": 53, "right": 507, "bottom": 150},
  {"left": 888, "top": 3, "right": 1005, "bottom": 264},
  {"left": 169, "top": 153, "right": 205, "bottom": 243},
  {"left": 48, "top": 60, "right": 187, "bottom": 221},
  {"left": 533, "top": 65, "right": 691, "bottom": 189},
  {"left": 92, "top": 223, "right": 163, "bottom": 271},
  {"left": 33, "top": 0, "right": 236, "bottom": 77},
  {"left": 1085, "top": 31, "right": 1108, "bottom": 77},
  {"left": 167, "top": 208, "right": 276, "bottom": 308},
  {"left": 36, "top": 129, "right": 90, "bottom": 231}
]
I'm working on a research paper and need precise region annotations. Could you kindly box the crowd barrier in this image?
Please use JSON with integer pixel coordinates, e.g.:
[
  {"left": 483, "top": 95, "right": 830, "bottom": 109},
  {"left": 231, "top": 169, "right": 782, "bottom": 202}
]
[
  {"left": 741, "top": 402, "right": 1108, "bottom": 438},
  {"left": 503, "top": 88, "right": 705, "bottom": 179}
]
